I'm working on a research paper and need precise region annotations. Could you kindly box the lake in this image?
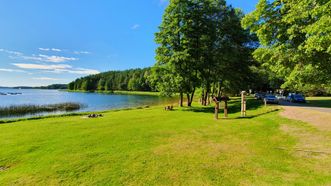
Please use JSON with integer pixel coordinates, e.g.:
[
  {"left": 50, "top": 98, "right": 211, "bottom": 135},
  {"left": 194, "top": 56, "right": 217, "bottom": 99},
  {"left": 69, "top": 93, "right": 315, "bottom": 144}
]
[{"left": 0, "top": 88, "right": 172, "bottom": 118}]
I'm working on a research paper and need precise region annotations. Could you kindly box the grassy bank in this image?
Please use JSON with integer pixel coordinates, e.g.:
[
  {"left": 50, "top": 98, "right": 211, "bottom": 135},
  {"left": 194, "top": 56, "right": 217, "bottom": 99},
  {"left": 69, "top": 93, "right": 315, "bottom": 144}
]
[
  {"left": 67, "top": 90, "right": 161, "bottom": 96},
  {"left": 113, "top": 90, "right": 160, "bottom": 96},
  {"left": 0, "top": 98, "right": 330, "bottom": 185},
  {"left": 0, "top": 103, "right": 81, "bottom": 118}
]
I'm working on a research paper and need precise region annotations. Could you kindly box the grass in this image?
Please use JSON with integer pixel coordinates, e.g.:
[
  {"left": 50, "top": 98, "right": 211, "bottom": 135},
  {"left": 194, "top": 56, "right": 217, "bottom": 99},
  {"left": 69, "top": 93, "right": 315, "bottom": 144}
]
[
  {"left": 0, "top": 103, "right": 81, "bottom": 118},
  {"left": 306, "top": 97, "right": 331, "bottom": 108},
  {"left": 113, "top": 90, "right": 161, "bottom": 96},
  {"left": 0, "top": 98, "right": 330, "bottom": 185}
]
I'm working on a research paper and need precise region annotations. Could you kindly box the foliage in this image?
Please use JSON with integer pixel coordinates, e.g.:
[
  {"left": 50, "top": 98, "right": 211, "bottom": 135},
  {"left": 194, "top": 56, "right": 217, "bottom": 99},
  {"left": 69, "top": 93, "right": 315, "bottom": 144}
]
[
  {"left": 242, "top": 0, "right": 331, "bottom": 93},
  {"left": 68, "top": 68, "right": 154, "bottom": 92},
  {"left": 152, "top": 0, "right": 258, "bottom": 106}
]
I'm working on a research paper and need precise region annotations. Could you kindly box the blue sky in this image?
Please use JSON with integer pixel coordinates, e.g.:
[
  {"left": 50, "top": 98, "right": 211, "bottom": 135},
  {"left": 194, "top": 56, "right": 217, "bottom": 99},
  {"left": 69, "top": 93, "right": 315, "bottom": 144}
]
[{"left": 0, "top": 0, "right": 259, "bottom": 87}]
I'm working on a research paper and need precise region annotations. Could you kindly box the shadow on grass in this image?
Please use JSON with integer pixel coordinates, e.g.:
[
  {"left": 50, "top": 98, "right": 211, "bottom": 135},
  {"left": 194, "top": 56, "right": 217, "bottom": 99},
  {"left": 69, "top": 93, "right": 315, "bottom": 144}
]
[
  {"left": 184, "top": 98, "right": 263, "bottom": 114},
  {"left": 181, "top": 98, "right": 279, "bottom": 119},
  {"left": 232, "top": 108, "right": 280, "bottom": 119},
  {"left": 306, "top": 99, "right": 331, "bottom": 108},
  {"left": 279, "top": 99, "right": 331, "bottom": 109}
]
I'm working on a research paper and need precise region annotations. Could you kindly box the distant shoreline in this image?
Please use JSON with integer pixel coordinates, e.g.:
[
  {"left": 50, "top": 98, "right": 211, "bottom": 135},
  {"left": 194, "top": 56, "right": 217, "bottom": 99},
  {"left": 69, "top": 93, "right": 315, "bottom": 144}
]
[{"left": 67, "top": 90, "right": 162, "bottom": 96}]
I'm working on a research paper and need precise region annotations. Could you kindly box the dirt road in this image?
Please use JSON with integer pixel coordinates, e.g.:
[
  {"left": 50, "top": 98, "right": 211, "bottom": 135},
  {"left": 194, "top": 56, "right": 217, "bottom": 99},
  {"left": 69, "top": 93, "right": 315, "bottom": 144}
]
[{"left": 280, "top": 102, "right": 331, "bottom": 131}]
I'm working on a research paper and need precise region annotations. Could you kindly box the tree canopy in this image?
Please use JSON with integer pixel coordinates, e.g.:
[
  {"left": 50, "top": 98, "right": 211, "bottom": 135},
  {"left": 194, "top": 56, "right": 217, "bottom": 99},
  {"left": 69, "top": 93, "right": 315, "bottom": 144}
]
[
  {"left": 242, "top": 0, "right": 331, "bottom": 94},
  {"left": 152, "top": 0, "right": 257, "bottom": 106}
]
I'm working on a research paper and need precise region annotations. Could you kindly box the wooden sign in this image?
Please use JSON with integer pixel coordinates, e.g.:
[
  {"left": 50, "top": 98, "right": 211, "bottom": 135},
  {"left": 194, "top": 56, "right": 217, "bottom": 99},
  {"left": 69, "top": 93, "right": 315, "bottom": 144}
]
[{"left": 241, "top": 91, "right": 246, "bottom": 117}]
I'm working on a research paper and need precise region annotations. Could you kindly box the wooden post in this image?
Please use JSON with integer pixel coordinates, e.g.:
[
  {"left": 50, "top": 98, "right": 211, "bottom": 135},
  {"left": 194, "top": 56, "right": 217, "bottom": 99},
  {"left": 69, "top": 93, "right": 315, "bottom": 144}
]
[
  {"left": 241, "top": 91, "right": 246, "bottom": 117},
  {"left": 224, "top": 100, "right": 228, "bottom": 118},
  {"left": 213, "top": 97, "right": 219, "bottom": 120}
]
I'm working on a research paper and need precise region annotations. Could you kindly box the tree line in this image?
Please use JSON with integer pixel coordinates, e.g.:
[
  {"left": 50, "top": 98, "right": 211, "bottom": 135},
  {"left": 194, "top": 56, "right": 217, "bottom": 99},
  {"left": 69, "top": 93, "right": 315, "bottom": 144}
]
[{"left": 68, "top": 68, "right": 154, "bottom": 92}]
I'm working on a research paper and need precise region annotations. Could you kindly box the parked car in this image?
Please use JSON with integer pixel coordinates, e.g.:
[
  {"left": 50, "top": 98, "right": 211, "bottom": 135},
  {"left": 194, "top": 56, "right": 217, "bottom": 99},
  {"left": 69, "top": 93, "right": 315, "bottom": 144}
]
[
  {"left": 264, "top": 94, "right": 279, "bottom": 104},
  {"left": 286, "top": 93, "right": 306, "bottom": 103},
  {"left": 275, "top": 94, "right": 286, "bottom": 101},
  {"left": 254, "top": 93, "right": 263, "bottom": 100},
  {"left": 255, "top": 93, "right": 267, "bottom": 100}
]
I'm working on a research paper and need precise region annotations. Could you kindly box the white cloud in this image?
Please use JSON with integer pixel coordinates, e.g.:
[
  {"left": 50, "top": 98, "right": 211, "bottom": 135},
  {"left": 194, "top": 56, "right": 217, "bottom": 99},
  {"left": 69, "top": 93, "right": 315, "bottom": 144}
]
[
  {"left": 39, "top": 48, "right": 62, "bottom": 52},
  {"left": 38, "top": 48, "right": 50, "bottom": 51},
  {"left": 51, "top": 48, "right": 62, "bottom": 52},
  {"left": 0, "top": 48, "right": 23, "bottom": 56},
  {"left": 32, "top": 77, "right": 62, "bottom": 81},
  {"left": 2, "top": 48, "right": 87, "bottom": 63},
  {"left": 12, "top": 63, "right": 100, "bottom": 75},
  {"left": 67, "top": 68, "right": 100, "bottom": 75},
  {"left": 20, "top": 54, "right": 78, "bottom": 63},
  {"left": 12, "top": 63, "right": 72, "bottom": 70},
  {"left": 1, "top": 48, "right": 99, "bottom": 76},
  {"left": 0, "top": 68, "right": 26, "bottom": 73},
  {"left": 131, "top": 24, "right": 141, "bottom": 30},
  {"left": 49, "top": 68, "right": 100, "bottom": 75},
  {"left": 39, "top": 54, "right": 77, "bottom": 63},
  {"left": 73, "top": 51, "right": 91, "bottom": 55}
]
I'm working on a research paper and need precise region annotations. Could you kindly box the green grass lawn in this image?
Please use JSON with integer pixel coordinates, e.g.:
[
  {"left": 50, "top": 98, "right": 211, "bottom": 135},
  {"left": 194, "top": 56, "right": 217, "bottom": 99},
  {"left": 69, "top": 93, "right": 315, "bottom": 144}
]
[
  {"left": 306, "top": 97, "right": 331, "bottom": 108},
  {"left": 0, "top": 98, "right": 330, "bottom": 185}
]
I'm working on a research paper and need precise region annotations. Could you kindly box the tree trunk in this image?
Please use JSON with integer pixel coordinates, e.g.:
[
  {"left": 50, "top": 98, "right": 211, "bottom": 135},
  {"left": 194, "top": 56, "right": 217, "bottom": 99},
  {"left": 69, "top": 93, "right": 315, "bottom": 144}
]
[
  {"left": 187, "top": 94, "right": 191, "bottom": 106},
  {"left": 203, "top": 91, "right": 208, "bottom": 106},
  {"left": 179, "top": 92, "right": 183, "bottom": 107},
  {"left": 187, "top": 89, "right": 195, "bottom": 107},
  {"left": 214, "top": 101, "right": 219, "bottom": 120},
  {"left": 201, "top": 89, "right": 205, "bottom": 105},
  {"left": 190, "top": 89, "right": 195, "bottom": 106},
  {"left": 202, "top": 90, "right": 206, "bottom": 106}
]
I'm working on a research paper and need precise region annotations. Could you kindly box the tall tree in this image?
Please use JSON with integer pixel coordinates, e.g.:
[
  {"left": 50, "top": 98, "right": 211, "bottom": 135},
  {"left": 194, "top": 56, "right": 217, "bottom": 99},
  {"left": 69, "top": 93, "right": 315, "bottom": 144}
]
[
  {"left": 154, "top": 0, "right": 198, "bottom": 106},
  {"left": 153, "top": 0, "right": 257, "bottom": 106},
  {"left": 242, "top": 0, "right": 331, "bottom": 93}
]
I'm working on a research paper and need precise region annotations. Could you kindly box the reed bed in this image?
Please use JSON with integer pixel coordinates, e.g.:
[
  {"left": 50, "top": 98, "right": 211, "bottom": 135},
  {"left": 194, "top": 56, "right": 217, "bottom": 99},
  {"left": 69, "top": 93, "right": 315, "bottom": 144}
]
[{"left": 0, "top": 102, "right": 82, "bottom": 117}]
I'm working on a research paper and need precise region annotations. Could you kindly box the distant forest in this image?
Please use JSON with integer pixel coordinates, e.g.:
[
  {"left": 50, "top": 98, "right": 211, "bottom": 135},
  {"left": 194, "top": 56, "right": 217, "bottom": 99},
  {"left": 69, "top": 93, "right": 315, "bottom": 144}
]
[
  {"left": 68, "top": 68, "right": 154, "bottom": 92},
  {"left": 12, "top": 84, "right": 68, "bottom": 90}
]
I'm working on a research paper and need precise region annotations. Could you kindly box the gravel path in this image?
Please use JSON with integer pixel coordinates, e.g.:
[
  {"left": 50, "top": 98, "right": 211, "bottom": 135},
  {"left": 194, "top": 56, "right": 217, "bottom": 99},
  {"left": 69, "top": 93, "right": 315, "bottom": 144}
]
[{"left": 279, "top": 102, "right": 331, "bottom": 131}]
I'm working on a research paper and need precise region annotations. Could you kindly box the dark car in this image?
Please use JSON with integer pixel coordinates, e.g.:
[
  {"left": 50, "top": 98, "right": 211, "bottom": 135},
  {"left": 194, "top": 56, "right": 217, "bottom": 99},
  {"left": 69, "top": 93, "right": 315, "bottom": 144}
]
[
  {"left": 254, "top": 93, "right": 263, "bottom": 100},
  {"left": 287, "top": 94, "right": 306, "bottom": 103},
  {"left": 264, "top": 94, "right": 279, "bottom": 104}
]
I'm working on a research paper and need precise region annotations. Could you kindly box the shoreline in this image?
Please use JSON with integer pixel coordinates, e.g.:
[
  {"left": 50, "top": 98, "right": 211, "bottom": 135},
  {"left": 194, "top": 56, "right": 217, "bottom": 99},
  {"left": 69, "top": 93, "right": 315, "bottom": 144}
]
[
  {"left": 0, "top": 89, "right": 176, "bottom": 122},
  {"left": 66, "top": 90, "right": 161, "bottom": 96},
  {"left": 0, "top": 105, "right": 152, "bottom": 124}
]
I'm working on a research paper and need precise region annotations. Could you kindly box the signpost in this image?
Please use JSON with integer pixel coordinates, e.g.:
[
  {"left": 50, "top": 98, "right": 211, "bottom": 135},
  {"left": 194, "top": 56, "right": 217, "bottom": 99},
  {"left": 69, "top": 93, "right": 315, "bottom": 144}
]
[
  {"left": 213, "top": 79, "right": 230, "bottom": 120},
  {"left": 241, "top": 91, "right": 246, "bottom": 117},
  {"left": 221, "top": 96, "right": 229, "bottom": 118},
  {"left": 213, "top": 96, "right": 220, "bottom": 120}
]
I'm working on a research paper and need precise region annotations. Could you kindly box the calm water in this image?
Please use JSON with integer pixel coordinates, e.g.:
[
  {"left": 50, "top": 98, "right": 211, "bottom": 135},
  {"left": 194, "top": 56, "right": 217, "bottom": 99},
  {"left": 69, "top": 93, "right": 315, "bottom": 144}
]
[{"left": 0, "top": 88, "right": 172, "bottom": 118}]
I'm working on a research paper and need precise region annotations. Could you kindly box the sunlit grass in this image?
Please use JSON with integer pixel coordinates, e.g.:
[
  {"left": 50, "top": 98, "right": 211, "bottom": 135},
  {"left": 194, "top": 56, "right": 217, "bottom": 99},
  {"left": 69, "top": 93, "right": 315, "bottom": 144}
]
[{"left": 0, "top": 98, "right": 330, "bottom": 185}]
